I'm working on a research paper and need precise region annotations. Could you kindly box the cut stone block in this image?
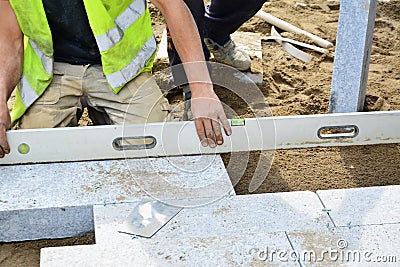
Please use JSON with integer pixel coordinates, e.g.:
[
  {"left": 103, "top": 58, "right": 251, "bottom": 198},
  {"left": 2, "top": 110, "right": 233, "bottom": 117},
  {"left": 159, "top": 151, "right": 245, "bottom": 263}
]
[
  {"left": 317, "top": 185, "right": 400, "bottom": 227},
  {"left": 287, "top": 224, "right": 400, "bottom": 267},
  {"left": 0, "top": 206, "right": 93, "bottom": 243},
  {"left": 41, "top": 231, "right": 298, "bottom": 267},
  {"left": 329, "top": 0, "right": 378, "bottom": 112},
  {"left": 0, "top": 155, "right": 233, "bottom": 242},
  {"left": 93, "top": 191, "right": 330, "bottom": 245}
]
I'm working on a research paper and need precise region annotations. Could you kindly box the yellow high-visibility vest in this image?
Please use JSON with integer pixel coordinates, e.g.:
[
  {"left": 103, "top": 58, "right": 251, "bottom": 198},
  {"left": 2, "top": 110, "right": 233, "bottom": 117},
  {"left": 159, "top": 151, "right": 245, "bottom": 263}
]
[{"left": 9, "top": 0, "right": 156, "bottom": 123}]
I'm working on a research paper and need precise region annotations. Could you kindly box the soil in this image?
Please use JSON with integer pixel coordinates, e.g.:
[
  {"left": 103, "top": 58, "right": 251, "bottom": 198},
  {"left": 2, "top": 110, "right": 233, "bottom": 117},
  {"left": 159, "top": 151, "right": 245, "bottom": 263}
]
[{"left": 2, "top": 1, "right": 399, "bottom": 266}]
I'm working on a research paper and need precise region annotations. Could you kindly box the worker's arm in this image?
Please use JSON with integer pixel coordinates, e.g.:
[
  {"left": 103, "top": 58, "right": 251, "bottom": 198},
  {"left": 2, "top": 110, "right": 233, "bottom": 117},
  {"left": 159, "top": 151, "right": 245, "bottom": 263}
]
[
  {"left": 0, "top": 0, "right": 24, "bottom": 158},
  {"left": 150, "top": 0, "right": 231, "bottom": 147}
]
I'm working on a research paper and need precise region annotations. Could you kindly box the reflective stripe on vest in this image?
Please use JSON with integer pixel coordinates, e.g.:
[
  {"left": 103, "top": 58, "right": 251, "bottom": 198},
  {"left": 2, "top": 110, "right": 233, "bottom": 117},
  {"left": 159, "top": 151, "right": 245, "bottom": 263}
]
[
  {"left": 95, "top": 0, "right": 146, "bottom": 52},
  {"left": 15, "top": 39, "right": 53, "bottom": 109},
  {"left": 18, "top": 75, "right": 39, "bottom": 108},
  {"left": 106, "top": 35, "right": 156, "bottom": 89},
  {"left": 29, "top": 39, "right": 53, "bottom": 75}
]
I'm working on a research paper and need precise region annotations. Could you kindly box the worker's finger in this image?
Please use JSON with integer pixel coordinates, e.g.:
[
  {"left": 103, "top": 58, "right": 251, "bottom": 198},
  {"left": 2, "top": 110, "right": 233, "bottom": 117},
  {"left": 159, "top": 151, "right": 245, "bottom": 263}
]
[
  {"left": 194, "top": 118, "right": 207, "bottom": 147},
  {"left": 0, "top": 125, "right": 10, "bottom": 158},
  {"left": 218, "top": 111, "right": 232, "bottom": 136},
  {"left": 0, "top": 143, "right": 10, "bottom": 155},
  {"left": 0, "top": 145, "right": 6, "bottom": 158},
  {"left": 202, "top": 118, "right": 216, "bottom": 148},
  {"left": 211, "top": 118, "right": 223, "bottom": 145}
]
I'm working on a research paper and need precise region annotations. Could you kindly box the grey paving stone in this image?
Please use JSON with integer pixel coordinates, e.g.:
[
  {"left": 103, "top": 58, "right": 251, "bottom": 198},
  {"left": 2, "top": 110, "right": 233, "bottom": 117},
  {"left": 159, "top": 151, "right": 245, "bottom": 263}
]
[
  {"left": 41, "top": 231, "right": 298, "bottom": 267},
  {"left": 329, "top": 0, "right": 377, "bottom": 112},
  {"left": 0, "top": 155, "right": 233, "bottom": 241},
  {"left": 317, "top": 185, "right": 400, "bottom": 227},
  {"left": 93, "top": 191, "right": 330, "bottom": 245},
  {"left": 287, "top": 224, "right": 400, "bottom": 267}
]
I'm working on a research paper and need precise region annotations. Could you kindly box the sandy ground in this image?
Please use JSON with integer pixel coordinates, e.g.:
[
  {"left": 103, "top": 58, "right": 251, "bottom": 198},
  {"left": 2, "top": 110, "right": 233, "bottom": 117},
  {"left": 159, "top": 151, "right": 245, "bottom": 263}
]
[{"left": 1, "top": 0, "right": 399, "bottom": 266}]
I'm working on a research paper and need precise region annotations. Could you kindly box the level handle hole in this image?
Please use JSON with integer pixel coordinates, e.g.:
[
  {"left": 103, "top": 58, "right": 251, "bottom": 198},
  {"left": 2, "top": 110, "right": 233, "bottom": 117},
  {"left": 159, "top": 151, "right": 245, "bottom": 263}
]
[
  {"left": 113, "top": 136, "right": 157, "bottom": 151},
  {"left": 317, "top": 125, "right": 359, "bottom": 139}
]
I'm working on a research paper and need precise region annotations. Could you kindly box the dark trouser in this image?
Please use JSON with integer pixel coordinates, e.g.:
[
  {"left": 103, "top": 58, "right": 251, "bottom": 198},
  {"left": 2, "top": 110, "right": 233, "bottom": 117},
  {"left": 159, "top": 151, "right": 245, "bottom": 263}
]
[
  {"left": 167, "top": 0, "right": 266, "bottom": 86},
  {"left": 204, "top": 0, "right": 266, "bottom": 40}
]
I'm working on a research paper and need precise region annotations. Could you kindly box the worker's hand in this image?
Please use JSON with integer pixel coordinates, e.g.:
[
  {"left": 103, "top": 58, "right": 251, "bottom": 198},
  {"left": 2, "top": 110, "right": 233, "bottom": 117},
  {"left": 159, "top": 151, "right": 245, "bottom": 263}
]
[
  {"left": 0, "top": 101, "right": 11, "bottom": 158},
  {"left": 190, "top": 84, "right": 232, "bottom": 148}
]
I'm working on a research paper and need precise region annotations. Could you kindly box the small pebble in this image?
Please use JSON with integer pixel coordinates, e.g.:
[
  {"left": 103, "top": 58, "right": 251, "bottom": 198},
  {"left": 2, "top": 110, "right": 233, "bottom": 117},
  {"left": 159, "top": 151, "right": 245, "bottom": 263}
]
[{"left": 295, "top": 2, "right": 308, "bottom": 8}]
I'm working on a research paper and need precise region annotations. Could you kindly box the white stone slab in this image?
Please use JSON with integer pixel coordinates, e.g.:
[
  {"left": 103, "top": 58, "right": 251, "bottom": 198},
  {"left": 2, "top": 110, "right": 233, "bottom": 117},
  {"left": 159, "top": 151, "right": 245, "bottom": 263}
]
[
  {"left": 41, "top": 231, "right": 298, "bottom": 267},
  {"left": 93, "top": 191, "right": 330, "bottom": 245},
  {"left": 287, "top": 224, "right": 400, "bottom": 267},
  {"left": 317, "top": 185, "right": 400, "bottom": 227},
  {"left": 155, "top": 29, "right": 168, "bottom": 60},
  {"left": 0, "top": 155, "right": 233, "bottom": 241},
  {"left": 231, "top": 31, "right": 262, "bottom": 59}
]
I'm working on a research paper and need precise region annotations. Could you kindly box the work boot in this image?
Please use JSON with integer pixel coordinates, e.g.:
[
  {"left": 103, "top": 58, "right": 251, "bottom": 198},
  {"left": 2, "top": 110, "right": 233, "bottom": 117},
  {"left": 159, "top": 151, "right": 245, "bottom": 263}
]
[
  {"left": 204, "top": 37, "right": 251, "bottom": 71},
  {"left": 182, "top": 85, "right": 193, "bottom": 121}
]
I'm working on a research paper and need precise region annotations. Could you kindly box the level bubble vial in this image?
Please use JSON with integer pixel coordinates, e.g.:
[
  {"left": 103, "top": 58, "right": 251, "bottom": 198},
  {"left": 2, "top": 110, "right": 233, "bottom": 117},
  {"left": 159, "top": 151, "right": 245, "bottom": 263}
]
[{"left": 17, "top": 143, "right": 30, "bottom": 154}]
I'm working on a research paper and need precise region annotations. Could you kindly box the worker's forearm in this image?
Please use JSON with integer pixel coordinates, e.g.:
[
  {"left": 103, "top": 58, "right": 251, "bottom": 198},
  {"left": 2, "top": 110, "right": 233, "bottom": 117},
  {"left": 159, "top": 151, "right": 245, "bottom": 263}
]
[
  {"left": 0, "top": 0, "right": 23, "bottom": 103},
  {"left": 151, "top": 0, "right": 212, "bottom": 91},
  {"left": 0, "top": 41, "right": 23, "bottom": 102},
  {"left": 151, "top": 0, "right": 231, "bottom": 146}
]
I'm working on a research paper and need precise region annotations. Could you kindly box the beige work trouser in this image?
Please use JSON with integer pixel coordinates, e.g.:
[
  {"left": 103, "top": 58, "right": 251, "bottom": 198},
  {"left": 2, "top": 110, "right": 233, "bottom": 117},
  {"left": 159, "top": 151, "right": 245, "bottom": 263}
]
[{"left": 17, "top": 62, "right": 171, "bottom": 129}]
